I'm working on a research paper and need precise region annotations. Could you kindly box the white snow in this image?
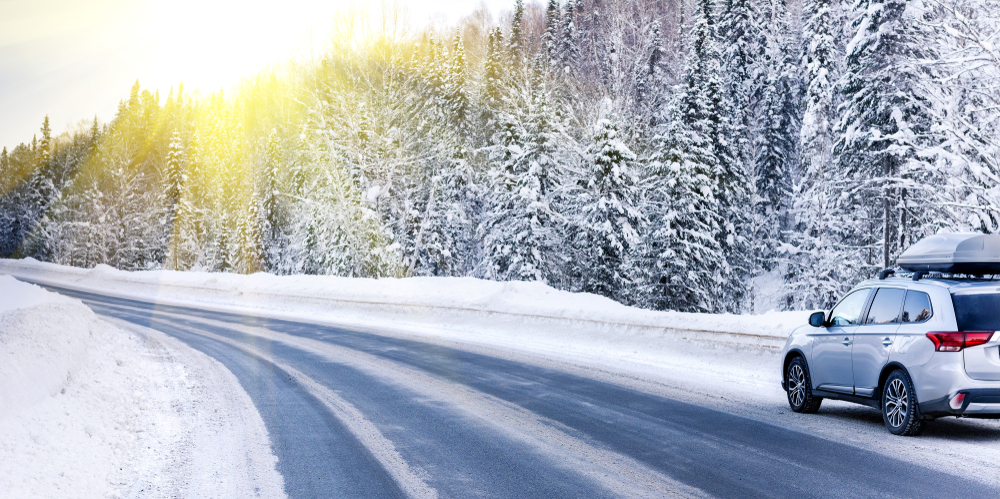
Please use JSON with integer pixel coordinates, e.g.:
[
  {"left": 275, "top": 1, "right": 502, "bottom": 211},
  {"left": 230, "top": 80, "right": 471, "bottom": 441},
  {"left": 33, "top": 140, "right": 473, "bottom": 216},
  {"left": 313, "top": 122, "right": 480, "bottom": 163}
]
[
  {"left": 5, "top": 258, "right": 1000, "bottom": 490},
  {"left": 0, "top": 274, "right": 285, "bottom": 499},
  {"left": 0, "top": 258, "right": 808, "bottom": 351}
]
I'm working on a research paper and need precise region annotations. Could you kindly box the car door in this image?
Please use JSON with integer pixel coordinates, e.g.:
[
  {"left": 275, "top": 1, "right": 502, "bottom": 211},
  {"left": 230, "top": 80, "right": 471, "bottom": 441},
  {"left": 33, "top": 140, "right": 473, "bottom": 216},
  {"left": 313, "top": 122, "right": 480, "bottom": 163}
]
[
  {"left": 852, "top": 287, "right": 905, "bottom": 397},
  {"left": 811, "top": 288, "right": 873, "bottom": 393}
]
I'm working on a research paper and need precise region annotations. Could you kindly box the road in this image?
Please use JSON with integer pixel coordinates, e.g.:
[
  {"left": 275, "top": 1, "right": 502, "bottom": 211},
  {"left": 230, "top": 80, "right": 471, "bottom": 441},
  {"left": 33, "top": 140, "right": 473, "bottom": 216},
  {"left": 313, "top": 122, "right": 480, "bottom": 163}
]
[{"left": 31, "top": 282, "right": 1000, "bottom": 498}]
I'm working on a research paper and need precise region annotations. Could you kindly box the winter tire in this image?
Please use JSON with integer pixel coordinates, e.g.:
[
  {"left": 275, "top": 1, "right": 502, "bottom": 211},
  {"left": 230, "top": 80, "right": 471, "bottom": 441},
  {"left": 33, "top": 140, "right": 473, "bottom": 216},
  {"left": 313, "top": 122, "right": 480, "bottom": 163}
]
[
  {"left": 882, "top": 370, "right": 925, "bottom": 436},
  {"left": 786, "top": 357, "right": 822, "bottom": 413}
]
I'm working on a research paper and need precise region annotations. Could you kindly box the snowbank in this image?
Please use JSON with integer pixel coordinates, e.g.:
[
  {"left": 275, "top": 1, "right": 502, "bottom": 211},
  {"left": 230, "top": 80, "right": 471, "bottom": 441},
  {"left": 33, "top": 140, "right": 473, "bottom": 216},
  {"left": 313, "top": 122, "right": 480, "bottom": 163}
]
[
  {"left": 0, "top": 258, "right": 809, "bottom": 349},
  {"left": 0, "top": 275, "right": 285, "bottom": 499}
]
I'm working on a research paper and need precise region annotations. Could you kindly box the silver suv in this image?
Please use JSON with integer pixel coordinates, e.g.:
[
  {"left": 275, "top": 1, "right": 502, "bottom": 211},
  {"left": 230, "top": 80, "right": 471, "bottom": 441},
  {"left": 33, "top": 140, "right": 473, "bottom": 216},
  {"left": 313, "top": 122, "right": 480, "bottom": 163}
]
[{"left": 782, "top": 234, "right": 1000, "bottom": 435}]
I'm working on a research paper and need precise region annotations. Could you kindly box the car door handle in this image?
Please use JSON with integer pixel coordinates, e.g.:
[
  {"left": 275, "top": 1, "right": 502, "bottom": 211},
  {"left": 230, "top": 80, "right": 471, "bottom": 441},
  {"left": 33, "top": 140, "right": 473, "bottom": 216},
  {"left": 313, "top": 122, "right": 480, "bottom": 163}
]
[
  {"left": 842, "top": 337, "right": 852, "bottom": 346},
  {"left": 882, "top": 338, "right": 893, "bottom": 347}
]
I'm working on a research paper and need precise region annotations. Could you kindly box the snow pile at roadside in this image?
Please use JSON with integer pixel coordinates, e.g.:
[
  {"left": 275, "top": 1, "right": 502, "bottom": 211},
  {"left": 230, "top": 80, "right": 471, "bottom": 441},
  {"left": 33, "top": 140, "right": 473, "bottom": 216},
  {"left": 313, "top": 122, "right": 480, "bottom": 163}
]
[
  {"left": 0, "top": 258, "right": 809, "bottom": 348},
  {"left": 0, "top": 275, "right": 285, "bottom": 499}
]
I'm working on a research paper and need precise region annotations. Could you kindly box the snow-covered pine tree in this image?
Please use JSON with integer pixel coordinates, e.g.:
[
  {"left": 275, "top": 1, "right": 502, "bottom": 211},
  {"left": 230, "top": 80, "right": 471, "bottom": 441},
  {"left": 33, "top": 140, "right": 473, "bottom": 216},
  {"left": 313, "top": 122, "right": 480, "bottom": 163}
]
[
  {"left": 633, "top": 20, "right": 667, "bottom": 112},
  {"left": 165, "top": 130, "right": 184, "bottom": 224},
  {"left": 37, "top": 116, "right": 52, "bottom": 166},
  {"left": 680, "top": 0, "right": 750, "bottom": 312},
  {"left": 719, "top": 0, "right": 764, "bottom": 171},
  {"left": 575, "top": 117, "right": 642, "bottom": 303},
  {"left": 0, "top": 144, "right": 33, "bottom": 257},
  {"left": 750, "top": 0, "right": 799, "bottom": 288},
  {"left": 230, "top": 192, "right": 262, "bottom": 275},
  {"left": 445, "top": 32, "right": 469, "bottom": 124},
  {"left": 643, "top": 61, "right": 728, "bottom": 312},
  {"left": 259, "top": 128, "right": 291, "bottom": 274},
  {"left": 410, "top": 129, "right": 475, "bottom": 277},
  {"left": 509, "top": 0, "right": 525, "bottom": 61},
  {"left": 168, "top": 131, "right": 208, "bottom": 271},
  {"left": 479, "top": 57, "right": 566, "bottom": 283},
  {"left": 835, "top": 0, "right": 933, "bottom": 270},
  {"left": 785, "top": 0, "right": 847, "bottom": 309},
  {"left": 162, "top": 128, "right": 186, "bottom": 269},
  {"left": 558, "top": 0, "right": 581, "bottom": 75},
  {"left": 543, "top": 0, "right": 562, "bottom": 66},
  {"left": 719, "top": 0, "right": 772, "bottom": 301},
  {"left": 484, "top": 27, "right": 506, "bottom": 112},
  {"left": 19, "top": 117, "right": 59, "bottom": 260}
]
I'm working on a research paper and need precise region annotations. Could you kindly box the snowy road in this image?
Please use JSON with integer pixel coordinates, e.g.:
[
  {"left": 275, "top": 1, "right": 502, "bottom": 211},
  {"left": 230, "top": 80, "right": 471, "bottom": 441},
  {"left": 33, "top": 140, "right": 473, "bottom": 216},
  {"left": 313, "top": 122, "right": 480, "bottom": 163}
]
[{"left": 33, "top": 282, "right": 1000, "bottom": 498}]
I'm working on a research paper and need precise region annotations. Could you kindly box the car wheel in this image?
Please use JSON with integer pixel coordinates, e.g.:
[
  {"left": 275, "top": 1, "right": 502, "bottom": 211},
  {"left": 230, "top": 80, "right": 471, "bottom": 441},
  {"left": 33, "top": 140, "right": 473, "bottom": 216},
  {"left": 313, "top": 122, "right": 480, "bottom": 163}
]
[
  {"left": 882, "top": 370, "right": 925, "bottom": 436},
  {"left": 786, "top": 357, "right": 822, "bottom": 413}
]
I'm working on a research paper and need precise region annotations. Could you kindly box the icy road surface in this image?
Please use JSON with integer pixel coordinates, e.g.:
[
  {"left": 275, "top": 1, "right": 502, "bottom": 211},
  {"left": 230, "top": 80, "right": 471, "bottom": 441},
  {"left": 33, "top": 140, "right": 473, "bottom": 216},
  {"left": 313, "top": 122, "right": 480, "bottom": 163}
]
[{"left": 28, "top": 281, "right": 1000, "bottom": 498}]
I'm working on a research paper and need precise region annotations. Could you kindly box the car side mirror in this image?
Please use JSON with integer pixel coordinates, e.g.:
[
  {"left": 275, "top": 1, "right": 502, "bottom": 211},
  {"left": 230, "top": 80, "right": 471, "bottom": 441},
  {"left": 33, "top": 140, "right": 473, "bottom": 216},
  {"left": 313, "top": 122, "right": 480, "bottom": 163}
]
[{"left": 809, "top": 311, "right": 827, "bottom": 328}]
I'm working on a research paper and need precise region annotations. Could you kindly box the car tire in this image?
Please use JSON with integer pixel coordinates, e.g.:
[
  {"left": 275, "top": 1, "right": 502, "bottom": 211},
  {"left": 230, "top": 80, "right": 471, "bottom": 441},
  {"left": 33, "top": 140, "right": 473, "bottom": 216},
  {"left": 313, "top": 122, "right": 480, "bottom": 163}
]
[
  {"left": 882, "top": 370, "right": 925, "bottom": 436},
  {"left": 786, "top": 357, "right": 822, "bottom": 413}
]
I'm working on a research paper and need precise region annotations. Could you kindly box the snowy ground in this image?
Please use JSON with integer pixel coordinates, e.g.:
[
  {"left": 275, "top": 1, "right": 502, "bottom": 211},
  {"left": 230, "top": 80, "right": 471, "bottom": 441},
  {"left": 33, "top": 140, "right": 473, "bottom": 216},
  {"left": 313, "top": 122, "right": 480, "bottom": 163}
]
[
  {"left": 5, "top": 258, "right": 1000, "bottom": 491},
  {"left": 0, "top": 275, "right": 285, "bottom": 499},
  {"left": 0, "top": 258, "right": 810, "bottom": 348}
]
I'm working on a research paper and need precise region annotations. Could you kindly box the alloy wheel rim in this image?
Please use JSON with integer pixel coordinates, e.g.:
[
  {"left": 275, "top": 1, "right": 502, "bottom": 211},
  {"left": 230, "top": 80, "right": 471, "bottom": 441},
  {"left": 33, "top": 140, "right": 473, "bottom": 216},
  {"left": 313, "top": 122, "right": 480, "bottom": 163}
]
[
  {"left": 788, "top": 364, "right": 806, "bottom": 407},
  {"left": 885, "top": 378, "right": 908, "bottom": 428}
]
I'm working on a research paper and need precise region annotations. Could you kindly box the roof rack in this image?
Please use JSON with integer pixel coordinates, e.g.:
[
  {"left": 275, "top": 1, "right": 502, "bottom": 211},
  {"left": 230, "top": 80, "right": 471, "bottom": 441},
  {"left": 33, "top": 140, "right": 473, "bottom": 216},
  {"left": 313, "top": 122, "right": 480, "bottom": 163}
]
[{"left": 871, "top": 268, "right": 999, "bottom": 282}]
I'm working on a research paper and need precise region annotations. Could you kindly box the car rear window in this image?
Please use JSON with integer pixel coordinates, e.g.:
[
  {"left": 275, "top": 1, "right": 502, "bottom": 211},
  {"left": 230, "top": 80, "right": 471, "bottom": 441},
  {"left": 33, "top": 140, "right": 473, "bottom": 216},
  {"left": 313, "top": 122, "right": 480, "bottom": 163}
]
[{"left": 952, "top": 293, "right": 1000, "bottom": 331}]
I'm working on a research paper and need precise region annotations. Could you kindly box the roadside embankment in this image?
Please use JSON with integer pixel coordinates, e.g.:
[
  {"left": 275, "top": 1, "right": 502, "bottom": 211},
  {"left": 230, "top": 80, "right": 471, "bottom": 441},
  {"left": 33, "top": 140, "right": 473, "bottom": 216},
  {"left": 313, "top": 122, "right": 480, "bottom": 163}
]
[
  {"left": 0, "top": 274, "right": 285, "bottom": 499},
  {"left": 0, "top": 258, "right": 807, "bottom": 351}
]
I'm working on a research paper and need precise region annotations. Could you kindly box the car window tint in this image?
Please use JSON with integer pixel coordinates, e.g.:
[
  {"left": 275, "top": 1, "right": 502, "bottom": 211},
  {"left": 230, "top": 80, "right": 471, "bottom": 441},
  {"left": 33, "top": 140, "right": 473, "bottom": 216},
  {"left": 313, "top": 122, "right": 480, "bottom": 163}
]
[
  {"left": 952, "top": 293, "right": 1000, "bottom": 330},
  {"left": 901, "top": 291, "right": 933, "bottom": 323},
  {"left": 864, "top": 288, "right": 906, "bottom": 324},
  {"left": 830, "top": 289, "right": 870, "bottom": 326}
]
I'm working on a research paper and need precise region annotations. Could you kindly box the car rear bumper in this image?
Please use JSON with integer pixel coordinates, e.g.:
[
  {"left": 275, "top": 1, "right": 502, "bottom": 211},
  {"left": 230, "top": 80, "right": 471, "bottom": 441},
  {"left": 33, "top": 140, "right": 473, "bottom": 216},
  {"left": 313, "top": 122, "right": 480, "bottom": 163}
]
[{"left": 920, "top": 389, "right": 1000, "bottom": 418}]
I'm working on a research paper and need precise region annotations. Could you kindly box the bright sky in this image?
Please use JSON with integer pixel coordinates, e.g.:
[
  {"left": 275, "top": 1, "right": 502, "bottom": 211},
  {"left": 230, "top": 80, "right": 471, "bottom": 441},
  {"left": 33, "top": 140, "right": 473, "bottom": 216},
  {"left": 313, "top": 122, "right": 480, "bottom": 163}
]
[{"left": 0, "top": 0, "right": 512, "bottom": 150}]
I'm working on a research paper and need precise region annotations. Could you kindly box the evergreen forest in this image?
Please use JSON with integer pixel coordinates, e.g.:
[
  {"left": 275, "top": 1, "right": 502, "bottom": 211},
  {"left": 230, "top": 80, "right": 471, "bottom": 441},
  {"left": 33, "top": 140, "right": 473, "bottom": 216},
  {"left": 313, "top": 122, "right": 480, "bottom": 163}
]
[{"left": 2, "top": 0, "right": 999, "bottom": 313}]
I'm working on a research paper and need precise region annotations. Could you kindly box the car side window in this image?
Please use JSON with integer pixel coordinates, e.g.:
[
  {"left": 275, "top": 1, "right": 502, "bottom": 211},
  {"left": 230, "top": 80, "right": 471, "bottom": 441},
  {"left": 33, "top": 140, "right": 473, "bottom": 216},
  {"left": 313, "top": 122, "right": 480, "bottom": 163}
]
[
  {"left": 829, "top": 289, "right": 871, "bottom": 326},
  {"left": 864, "top": 288, "right": 906, "bottom": 324},
  {"left": 901, "top": 291, "right": 933, "bottom": 323}
]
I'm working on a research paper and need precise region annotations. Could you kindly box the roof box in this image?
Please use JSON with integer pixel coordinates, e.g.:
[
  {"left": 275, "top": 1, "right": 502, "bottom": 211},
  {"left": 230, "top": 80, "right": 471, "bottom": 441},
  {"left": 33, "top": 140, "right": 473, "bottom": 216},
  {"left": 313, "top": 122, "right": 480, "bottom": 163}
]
[{"left": 897, "top": 233, "right": 1000, "bottom": 273}]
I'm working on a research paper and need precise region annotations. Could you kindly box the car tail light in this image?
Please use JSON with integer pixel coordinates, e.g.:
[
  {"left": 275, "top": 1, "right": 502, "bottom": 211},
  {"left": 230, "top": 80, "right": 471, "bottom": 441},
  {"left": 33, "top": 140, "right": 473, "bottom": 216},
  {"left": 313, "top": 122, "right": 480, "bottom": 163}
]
[
  {"left": 926, "top": 331, "right": 995, "bottom": 352},
  {"left": 950, "top": 393, "right": 967, "bottom": 410}
]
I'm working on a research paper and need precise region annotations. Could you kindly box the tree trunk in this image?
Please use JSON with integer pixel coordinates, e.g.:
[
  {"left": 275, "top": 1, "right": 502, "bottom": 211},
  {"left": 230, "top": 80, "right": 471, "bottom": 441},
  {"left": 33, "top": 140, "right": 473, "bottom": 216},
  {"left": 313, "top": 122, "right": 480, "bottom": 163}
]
[
  {"left": 883, "top": 157, "right": 891, "bottom": 270},
  {"left": 899, "top": 188, "right": 907, "bottom": 251}
]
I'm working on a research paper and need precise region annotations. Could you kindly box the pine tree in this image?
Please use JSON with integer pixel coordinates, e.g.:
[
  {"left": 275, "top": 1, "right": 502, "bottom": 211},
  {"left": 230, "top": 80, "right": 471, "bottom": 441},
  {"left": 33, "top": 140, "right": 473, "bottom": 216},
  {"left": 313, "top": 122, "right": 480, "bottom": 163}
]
[
  {"left": 681, "top": 0, "right": 750, "bottom": 311},
  {"left": 751, "top": 0, "right": 799, "bottom": 288},
  {"left": 719, "top": 0, "right": 764, "bottom": 170},
  {"left": 576, "top": 118, "right": 642, "bottom": 303},
  {"left": 480, "top": 57, "right": 566, "bottom": 283},
  {"left": 509, "top": 0, "right": 525, "bottom": 60},
  {"left": 38, "top": 116, "right": 52, "bottom": 166},
  {"left": 163, "top": 129, "right": 185, "bottom": 269},
  {"left": 543, "top": 0, "right": 562, "bottom": 65},
  {"left": 484, "top": 27, "right": 506, "bottom": 111},
  {"left": 260, "top": 128, "right": 290, "bottom": 274},
  {"left": 165, "top": 130, "right": 184, "bottom": 219},
  {"left": 445, "top": 32, "right": 469, "bottom": 123},
  {"left": 786, "top": 0, "right": 844, "bottom": 308},
  {"left": 645, "top": 92, "right": 726, "bottom": 311},
  {"left": 20, "top": 117, "right": 59, "bottom": 260},
  {"left": 558, "top": 0, "right": 581, "bottom": 74},
  {"left": 835, "top": 0, "right": 932, "bottom": 269}
]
